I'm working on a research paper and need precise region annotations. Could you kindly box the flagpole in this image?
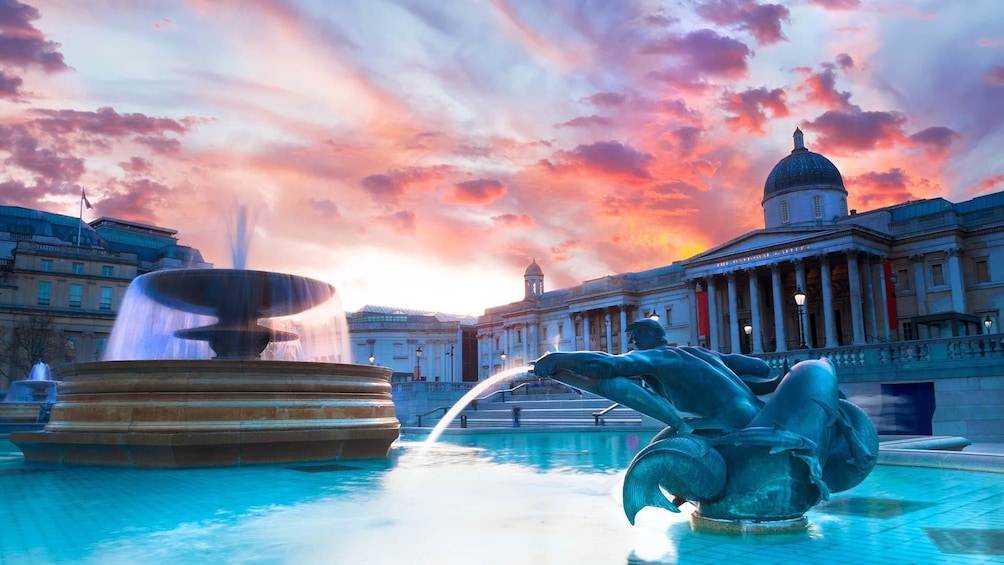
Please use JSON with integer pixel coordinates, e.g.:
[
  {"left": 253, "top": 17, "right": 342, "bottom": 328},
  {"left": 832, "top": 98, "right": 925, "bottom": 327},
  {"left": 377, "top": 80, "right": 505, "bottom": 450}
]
[{"left": 77, "top": 190, "right": 83, "bottom": 249}]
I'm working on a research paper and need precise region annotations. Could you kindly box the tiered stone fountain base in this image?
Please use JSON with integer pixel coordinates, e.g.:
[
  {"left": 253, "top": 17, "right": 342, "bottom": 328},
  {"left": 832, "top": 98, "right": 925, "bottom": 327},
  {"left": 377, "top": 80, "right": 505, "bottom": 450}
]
[{"left": 11, "top": 360, "right": 399, "bottom": 467}]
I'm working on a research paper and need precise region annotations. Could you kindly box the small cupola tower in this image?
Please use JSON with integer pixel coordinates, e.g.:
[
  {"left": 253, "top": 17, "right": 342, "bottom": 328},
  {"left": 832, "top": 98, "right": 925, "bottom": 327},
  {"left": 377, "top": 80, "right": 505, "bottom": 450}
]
[{"left": 524, "top": 259, "right": 544, "bottom": 301}]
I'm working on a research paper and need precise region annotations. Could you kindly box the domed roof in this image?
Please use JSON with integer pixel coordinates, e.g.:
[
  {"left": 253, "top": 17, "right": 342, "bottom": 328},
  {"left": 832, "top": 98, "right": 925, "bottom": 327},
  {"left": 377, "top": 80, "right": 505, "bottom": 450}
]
[
  {"left": 763, "top": 128, "right": 845, "bottom": 203},
  {"left": 524, "top": 259, "right": 543, "bottom": 277}
]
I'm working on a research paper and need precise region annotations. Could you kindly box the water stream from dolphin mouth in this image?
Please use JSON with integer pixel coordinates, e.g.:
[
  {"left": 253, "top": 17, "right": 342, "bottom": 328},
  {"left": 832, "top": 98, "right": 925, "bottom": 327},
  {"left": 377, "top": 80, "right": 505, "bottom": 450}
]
[{"left": 422, "top": 366, "right": 534, "bottom": 445}]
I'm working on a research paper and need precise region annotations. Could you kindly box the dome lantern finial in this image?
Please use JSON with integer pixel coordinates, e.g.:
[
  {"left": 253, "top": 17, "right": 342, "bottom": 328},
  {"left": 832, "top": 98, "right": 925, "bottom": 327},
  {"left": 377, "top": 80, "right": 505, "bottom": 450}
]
[{"left": 793, "top": 127, "right": 805, "bottom": 152}]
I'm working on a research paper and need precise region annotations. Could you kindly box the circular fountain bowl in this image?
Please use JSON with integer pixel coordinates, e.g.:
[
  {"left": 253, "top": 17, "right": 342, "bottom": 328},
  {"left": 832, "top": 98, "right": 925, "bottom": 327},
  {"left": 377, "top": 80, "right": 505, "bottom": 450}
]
[
  {"left": 142, "top": 268, "right": 336, "bottom": 319},
  {"left": 10, "top": 360, "right": 400, "bottom": 468}
]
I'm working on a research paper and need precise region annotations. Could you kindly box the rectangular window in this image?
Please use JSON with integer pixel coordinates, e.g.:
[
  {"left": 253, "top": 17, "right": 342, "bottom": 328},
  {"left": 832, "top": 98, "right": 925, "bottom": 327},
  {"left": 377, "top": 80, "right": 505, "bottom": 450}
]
[
  {"left": 40, "top": 259, "right": 53, "bottom": 272},
  {"left": 516, "top": 330, "right": 522, "bottom": 344},
  {"left": 69, "top": 284, "right": 83, "bottom": 307},
  {"left": 902, "top": 322, "right": 915, "bottom": 341},
  {"left": 37, "top": 281, "right": 51, "bottom": 305},
  {"left": 557, "top": 323, "right": 563, "bottom": 339},
  {"left": 897, "top": 269, "right": 911, "bottom": 291},
  {"left": 100, "top": 287, "right": 113, "bottom": 310},
  {"left": 72, "top": 262, "right": 84, "bottom": 274},
  {"left": 541, "top": 326, "right": 548, "bottom": 342},
  {"left": 931, "top": 263, "right": 945, "bottom": 287},
  {"left": 102, "top": 265, "right": 114, "bottom": 277},
  {"left": 975, "top": 260, "right": 990, "bottom": 284},
  {"left": 780, "top": 199, "right": 790, "bottom": 224},
  {"left": 664, "top": 307, "right": 672, "bottom": 325},
  {"left": 813, "top": 195, "right": 823, "bottom": 219}
]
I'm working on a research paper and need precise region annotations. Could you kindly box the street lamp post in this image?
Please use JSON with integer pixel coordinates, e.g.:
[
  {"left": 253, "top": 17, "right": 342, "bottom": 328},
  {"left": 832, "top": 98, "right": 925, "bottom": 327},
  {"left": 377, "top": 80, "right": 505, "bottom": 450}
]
[
  {"left": 743, "top": 321, "right": 752, "bottom": 353},
  {"left": 445, "top": 344, "right": 455, "bottom": 381},
  {"left": 985, "top": 315, "right": 994, "bottom": 334},
  {"left": 499, "top": 351, "right": 506, "bottom": 372},
  {"left": 794, "top": 288, "right": 808, "bottom": 349},
  {"left": 415, "top": 346, "right": 423, "bottom": 381},
  {"left": 368, "top": 354, "right": 375, "bottom": 365}
]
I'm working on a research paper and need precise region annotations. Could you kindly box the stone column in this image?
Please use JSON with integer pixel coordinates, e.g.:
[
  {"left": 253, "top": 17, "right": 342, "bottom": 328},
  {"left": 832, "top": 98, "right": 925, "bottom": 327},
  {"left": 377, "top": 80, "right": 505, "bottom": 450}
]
[
  {"left": 708, "top": 276, "right": 720, "bottom": 351},
  {"left": 582, "top": 312, "right": 591, "bottom": 350},
  {"left": 620, "top": 307, "right": 629, "bottom": 352},
  {"left": 747, "top": 268, "right": 763, "bottom": 353},
  {"left": 946, "top": 248, "right": 966, "bottom": 314},
  {"left": 819, "top": 254, "right": 837, "bottom": 347},
  {"left": 771, "top": 264, "right": 787, "bottom": 352},
  {"left": 727, "top": 272, "right": 740, "bottom": 354},
  {"left": 875, "top": 258, "right": 892, "bottom": 342},
  {"left": 846, "top": 250, "right": 865, "bottom": 345},
  {"left": 911, "top": 254, "right": 928, "bottom": 316},
  {"left": 862, "top": 257, "right": 878, "bottom": 342},
  {"left": 688, "top": 281, "right": 700, "bottom": 346},
  {"left": 568, "top": 313, "right": 577, "bottom": 350}
]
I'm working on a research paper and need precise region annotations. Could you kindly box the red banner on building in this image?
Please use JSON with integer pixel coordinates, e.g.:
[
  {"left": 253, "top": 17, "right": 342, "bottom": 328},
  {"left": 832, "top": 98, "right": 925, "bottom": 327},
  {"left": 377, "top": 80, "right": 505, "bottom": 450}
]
[
  {"left": 697, "top": 289, "right": 709, "bottom": 337},
  {"left": 883, "top": 260, "right": 898, "bottom": 330}
]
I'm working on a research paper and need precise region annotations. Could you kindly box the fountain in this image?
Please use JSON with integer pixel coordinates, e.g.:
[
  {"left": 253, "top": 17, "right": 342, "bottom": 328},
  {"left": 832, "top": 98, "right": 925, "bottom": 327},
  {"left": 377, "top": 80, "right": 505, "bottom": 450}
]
[
  {"left": 10, "top": 223, "right": 399, "bottom": 467},
  {"left": 533, "top": 319, "right": 879, "bottom": 533},
  {"left": 0, "top": 362, "right": 58, "bottom": 427}
]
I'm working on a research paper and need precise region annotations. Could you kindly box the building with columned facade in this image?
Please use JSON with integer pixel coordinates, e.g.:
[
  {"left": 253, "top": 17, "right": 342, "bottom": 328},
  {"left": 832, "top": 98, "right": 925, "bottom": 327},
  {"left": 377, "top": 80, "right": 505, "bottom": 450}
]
[{"left": 477, "top": 129, "right": 1004, "bottom": 441}]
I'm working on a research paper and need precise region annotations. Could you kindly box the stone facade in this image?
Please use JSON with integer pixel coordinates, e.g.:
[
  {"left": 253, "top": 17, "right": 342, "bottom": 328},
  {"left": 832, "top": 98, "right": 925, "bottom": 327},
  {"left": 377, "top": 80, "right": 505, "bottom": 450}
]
[{"left": 477, "top": 131, "right": 1004, "bottom": 441}]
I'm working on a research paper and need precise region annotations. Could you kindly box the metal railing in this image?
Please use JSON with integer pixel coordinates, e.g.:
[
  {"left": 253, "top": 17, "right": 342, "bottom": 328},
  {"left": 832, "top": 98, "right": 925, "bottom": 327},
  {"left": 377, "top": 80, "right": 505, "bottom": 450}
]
[{"left": 592, "top": 403, "right": 620, "bottom": 425}]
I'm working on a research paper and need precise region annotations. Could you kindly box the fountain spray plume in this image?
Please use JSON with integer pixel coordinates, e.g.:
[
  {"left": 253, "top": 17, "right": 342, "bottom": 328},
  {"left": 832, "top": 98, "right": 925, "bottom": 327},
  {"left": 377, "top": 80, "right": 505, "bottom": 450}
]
[{"left": 228, "top": 204, "right": 256, "bottom": 270}]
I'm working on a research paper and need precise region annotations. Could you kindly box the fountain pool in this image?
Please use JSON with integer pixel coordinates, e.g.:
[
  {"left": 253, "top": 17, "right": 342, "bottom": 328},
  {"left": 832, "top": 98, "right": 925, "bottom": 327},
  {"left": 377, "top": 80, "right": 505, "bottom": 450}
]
[{"left": 1, "top": 431, "right": 1001, "bottom": 564}]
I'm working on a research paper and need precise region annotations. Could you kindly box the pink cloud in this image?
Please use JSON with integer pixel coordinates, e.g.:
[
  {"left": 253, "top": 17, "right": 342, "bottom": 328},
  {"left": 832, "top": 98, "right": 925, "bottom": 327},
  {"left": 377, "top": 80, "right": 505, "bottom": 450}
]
[
  {"left": 450, "top": 179, "right": 506, "bottom": 205},
  {"left": 360, "top": 166, "right": 452, "bottom": 205},
  {"left": 97, "top": 178, "right": 173, "bottom": 223},
  {"left": 969, "top": 174, "right": 1004, "bottom": 195},
  {"left": 0, "top": 71, "right": 23, "bottom": 98},
  {"left": 492, "top": 213, "right": 534, "bottom": 227},
  {"left": 641, "top": 29, "right": 751, "bottom": 80},
  {"left": 909, "top": 126, "right": 959, "bottom": 157},
  {"left": 557, "top": 115, "right": 612, "bottom": 128},
  {"left": 583, "top": 92, "right": 626, "bottom": 108},
  {"left": 848, "top": 168, "right": 917, "bottom": 206},
  {"left": 695, "top": 0, "right": 790, "bottom": 45},
  {"left": 120, "top": 156, "right": 152, "bottom": 175},
  {"left": 30, "top": 107, "right": 198, "bottom": 137},
  {"left": 543, "top": 140, "right": 653, "bottom": 180},
  {"left": 671, "top": 126, "right": 702, "bottom": 157},
  {"left": 0, "top": 0, "right": 68, "bottom": 72},
  {"left": 309, "top": 197, "right": 340, "bottom": 219},
  {"left": 377, "top": 210, "right": 416, "bottom": 233},
  {"left": 721, "top": 86, "right": 789, "bottom": 133},
  {"left": 796, "top": 65, "right": 854, "bottom": 111},
  {"left": 804, "top": 109, "right": 909, "bottom": 153},
  {"left": 981, "top": 65, "right": 1004, "bottom": 86},
  {"left": 808, "top": 0, "right": 860, "bottom": 10}
]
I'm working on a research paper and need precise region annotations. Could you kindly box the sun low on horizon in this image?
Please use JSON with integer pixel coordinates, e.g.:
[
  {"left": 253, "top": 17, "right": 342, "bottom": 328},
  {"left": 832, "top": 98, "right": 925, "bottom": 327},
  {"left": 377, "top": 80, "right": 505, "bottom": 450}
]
[{"left": 2, "top": 0, "right": 1002, "bottom": 316}]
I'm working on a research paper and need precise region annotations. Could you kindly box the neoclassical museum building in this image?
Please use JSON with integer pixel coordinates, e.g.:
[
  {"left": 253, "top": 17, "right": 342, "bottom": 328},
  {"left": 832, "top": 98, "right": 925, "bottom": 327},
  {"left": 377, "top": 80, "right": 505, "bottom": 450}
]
[{"left": 477, "top": 129, "right": 1004, "bottom": 442}]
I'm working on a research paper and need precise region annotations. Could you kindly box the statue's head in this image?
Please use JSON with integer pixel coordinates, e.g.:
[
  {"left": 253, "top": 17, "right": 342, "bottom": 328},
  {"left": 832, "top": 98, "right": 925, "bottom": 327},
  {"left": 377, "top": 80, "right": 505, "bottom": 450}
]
[{"left": 625, "top": 319, "right": 669, "bottom": 350}]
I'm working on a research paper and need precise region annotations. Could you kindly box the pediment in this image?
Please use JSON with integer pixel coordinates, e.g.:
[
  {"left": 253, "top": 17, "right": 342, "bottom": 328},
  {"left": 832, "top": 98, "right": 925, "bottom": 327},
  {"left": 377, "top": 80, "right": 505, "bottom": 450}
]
[{"left": 685, "top": 227, "right": 842, "bottom": 264}]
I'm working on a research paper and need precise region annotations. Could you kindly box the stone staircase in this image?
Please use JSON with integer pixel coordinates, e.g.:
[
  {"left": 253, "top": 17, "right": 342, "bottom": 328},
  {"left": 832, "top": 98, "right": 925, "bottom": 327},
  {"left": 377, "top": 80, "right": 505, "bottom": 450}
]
[{"left": 421, "top": 396, "right": 651, "bottom": 430}]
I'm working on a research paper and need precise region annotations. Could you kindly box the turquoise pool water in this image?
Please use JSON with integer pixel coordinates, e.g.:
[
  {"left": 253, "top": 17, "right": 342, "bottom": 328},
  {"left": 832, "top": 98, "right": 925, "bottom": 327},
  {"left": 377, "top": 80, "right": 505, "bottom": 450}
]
[{"left": 1, "top": 432, "right": 1002, "bottom": 564}]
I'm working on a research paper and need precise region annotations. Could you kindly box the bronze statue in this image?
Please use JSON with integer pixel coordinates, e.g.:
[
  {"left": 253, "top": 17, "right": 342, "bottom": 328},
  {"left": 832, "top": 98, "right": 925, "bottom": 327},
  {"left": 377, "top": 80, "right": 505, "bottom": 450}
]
[{"left": 533, "top": 319, "right": 878, "bottom": 529}]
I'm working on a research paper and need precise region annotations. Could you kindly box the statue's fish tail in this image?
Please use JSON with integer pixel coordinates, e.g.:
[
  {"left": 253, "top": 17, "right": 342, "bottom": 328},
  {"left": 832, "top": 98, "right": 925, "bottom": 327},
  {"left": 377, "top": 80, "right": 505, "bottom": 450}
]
[{"left": 623, "top": 437, "right": 726, "bottom": 525}]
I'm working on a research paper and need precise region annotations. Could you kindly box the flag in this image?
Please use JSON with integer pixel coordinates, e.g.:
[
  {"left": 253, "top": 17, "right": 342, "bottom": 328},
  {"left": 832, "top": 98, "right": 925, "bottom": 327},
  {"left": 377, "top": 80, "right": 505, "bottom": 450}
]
[{"left": 82, "top": 188, "right": 92, "bottom": 210}]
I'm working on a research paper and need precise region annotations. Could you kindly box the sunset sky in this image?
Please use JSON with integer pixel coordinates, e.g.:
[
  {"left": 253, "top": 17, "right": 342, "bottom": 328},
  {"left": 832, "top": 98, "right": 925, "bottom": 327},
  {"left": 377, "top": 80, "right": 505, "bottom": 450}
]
[{"left": 2, "top": 0, "right": 1003, "bottom": 315}]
